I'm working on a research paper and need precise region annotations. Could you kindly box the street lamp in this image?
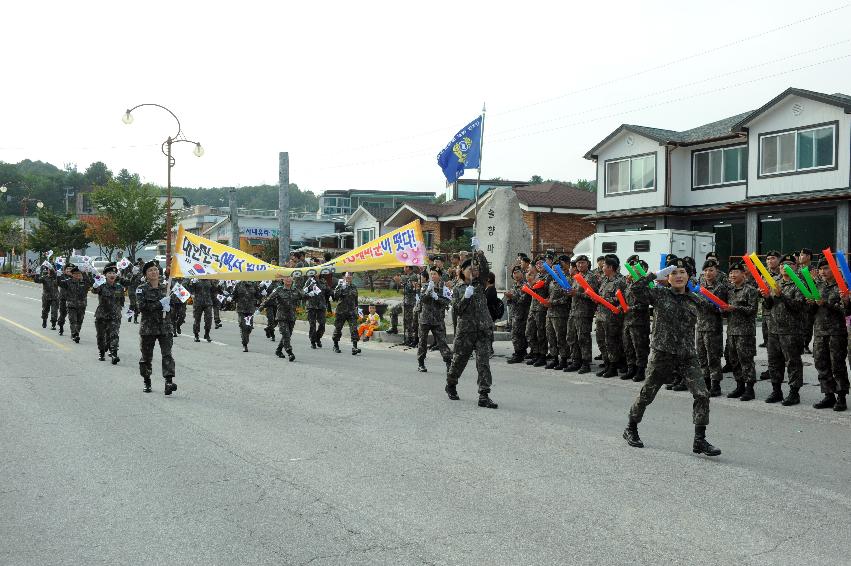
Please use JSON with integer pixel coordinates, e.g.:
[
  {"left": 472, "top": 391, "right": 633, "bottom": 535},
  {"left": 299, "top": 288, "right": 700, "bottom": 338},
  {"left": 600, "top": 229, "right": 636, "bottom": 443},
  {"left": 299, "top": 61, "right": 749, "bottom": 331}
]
[
  {"left": 122, "top": 104, "right": 203, "bottom": 266},
  {"left": 1, "top": 184, "right": 44, "bottom": 273}
]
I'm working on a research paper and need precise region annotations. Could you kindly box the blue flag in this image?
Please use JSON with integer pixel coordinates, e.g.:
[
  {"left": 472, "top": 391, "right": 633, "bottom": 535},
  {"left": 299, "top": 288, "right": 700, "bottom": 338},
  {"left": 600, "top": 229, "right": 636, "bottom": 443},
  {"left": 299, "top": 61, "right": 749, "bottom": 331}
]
[{"left": 436, "top": 116, "right": 483, "bottom": 184}]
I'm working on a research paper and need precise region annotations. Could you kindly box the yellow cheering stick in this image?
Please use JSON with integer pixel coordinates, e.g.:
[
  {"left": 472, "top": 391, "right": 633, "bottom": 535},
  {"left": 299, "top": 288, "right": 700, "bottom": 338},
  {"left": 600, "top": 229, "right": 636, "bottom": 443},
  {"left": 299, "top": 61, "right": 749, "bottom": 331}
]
[{"left": 748, "top": 252, "right": 778, "bottom": 291}]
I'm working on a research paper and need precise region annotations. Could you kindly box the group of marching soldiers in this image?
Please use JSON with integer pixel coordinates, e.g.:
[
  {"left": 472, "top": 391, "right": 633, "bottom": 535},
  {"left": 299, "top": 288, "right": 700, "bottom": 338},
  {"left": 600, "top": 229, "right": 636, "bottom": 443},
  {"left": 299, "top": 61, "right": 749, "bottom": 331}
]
[{"left": 499, "top": 247, "right": 850, "bottom": 419}]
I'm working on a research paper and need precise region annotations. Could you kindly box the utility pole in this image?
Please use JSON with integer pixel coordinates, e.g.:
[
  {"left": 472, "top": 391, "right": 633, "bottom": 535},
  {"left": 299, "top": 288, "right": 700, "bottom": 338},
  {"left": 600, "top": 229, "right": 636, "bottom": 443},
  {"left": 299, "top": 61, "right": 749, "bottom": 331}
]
[
  {"left": 229, "top": 186, "right": 239, "bottom": 250},
  {"left": 278, "top": 152, "right": 290, "bottom": 262}
]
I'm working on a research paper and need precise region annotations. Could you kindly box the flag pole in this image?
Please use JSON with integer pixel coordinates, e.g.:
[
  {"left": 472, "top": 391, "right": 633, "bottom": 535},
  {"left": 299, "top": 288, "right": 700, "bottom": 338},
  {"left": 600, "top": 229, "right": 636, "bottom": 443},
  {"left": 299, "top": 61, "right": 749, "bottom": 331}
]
[{"left": 474, "top": 102, "right": 486, "bottom": 238}]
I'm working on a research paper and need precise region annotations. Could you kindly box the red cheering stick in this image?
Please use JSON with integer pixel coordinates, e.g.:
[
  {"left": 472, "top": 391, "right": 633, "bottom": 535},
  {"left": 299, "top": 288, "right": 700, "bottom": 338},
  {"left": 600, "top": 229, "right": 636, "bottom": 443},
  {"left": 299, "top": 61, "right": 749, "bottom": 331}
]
[
  {"left": 532, "top": 280, "right": 546, "bottom": 290},
  {"left": 574, "top": 274, "right": 620, "bottom": 314},
  {"left": 822, "top": 248, "right": 849, "bottom": 295},
  {"left": 615, "top": 289, "right": 630, "bottom": 313},
  {"left": 741, "top": 254, "right": 769, "bottom": 294},
  {"left": 521, "top": 284, "right": 549, "bottom": 306},
  {"left": 699, "top": 287, "right": 729, "bottom": 310}
]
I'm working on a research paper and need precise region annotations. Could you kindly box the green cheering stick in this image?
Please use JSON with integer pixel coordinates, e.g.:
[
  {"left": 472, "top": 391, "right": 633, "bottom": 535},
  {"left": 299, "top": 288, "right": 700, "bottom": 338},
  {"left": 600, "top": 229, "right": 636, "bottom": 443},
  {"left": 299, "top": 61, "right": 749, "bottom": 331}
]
[
  {"left": 800, "top": 266, "right": 821, "bottom": 300},
  {"left": 631, "top": 261, "right": 655, "bottom": 289},
  {"left": 783, "top": 264, "right": 814, "bottom": 300}
]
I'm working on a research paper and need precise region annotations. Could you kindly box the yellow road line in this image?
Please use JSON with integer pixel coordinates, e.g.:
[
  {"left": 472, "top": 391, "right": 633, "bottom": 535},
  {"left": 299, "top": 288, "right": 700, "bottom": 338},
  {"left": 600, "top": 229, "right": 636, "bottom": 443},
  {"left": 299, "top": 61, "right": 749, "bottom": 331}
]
[{"left": 0, "top": 313, "right": 71, "bottom": 352}]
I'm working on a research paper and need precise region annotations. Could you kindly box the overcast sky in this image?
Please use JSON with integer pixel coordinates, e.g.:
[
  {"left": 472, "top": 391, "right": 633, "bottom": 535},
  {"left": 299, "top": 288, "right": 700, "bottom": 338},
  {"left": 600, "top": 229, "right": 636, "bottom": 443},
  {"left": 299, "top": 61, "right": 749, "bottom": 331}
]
[{"left": 2, "top": 1, "right": 850, "bottom": 197}]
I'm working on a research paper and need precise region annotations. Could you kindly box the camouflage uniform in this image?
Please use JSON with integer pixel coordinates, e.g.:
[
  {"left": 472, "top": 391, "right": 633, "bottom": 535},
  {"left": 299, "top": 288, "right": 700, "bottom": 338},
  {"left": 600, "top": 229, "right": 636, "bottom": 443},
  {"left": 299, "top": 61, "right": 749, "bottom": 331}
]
[
  {"left": 763, "top": 278, "right": 807, "bottom": 390},
  {"left": 233, "top": 281, "right": 261, "bottom": 348},
  {"left": 34, "top": 270, "right": 59, "bottom": 326},
  {"left": 137, "top": 280, "right": 175, "bottom": 390},
  {"left": 305, "top": 277, "right": 329, "bottom": 345},
  {"left": 798, "top": 264, "right": 816, "bottom": 349},
  {"left": 622, "top": 278, "right": 650, "bottom": 372},
  {"left": 402, "top": 274, "right": 418, "bottom": 342},
  {"left": 93, "top": 280, "right": 125, "bottom": 357},
  {"left": 263, "top": 281, "right": 280, "bottom": 338},
  {"left": 417, "top": 281, "right": 452, "bottom": 367},
  {"left": 447, "top": 255, "right": 494, "bottom": 396},
  {"left": 507, "top": 281, "right": 531, "bottom": 358},
  {"left": 59, "top": 274, "right": 92, "bottom": 339},
  {"left": 189, "top": 279, "right": 214, "bottom": 338},
  {"left": 762, "top": 272, "right": 785, "bottom": 381},
  {"left": 57, "top": 271, "right": 70, "bottom": 332},
  {"left": 567, "top": 273, "right": 598, "bottom": 365},
  {"left": 169, "top": 281, "right": 187, "bottom": 335},
  {"left": 260, "top": 283, "right": 303, "bottom": 354},
  {"left": 628, "top": 275, "right": 710, "bottom": 426},
  {"left": 812, "top": 280, "right": 849, "bottom": 395},
  {"left": 545, "top": 278, "right": 571, "bottom": 361},
  {"left": 726, "top": 283, "right": 759, "bottom": 384},
  {"left": 125, "top": 270, "right": 143, "bottom": 323},
  {"left": 524, "top": 273, "right": 550, "bottom": 360},
  {"left": 211, "top": 281, "right": 223, "bottom": 326},
  {"left": 597, "top": 274, "right": 627, "bottom": 366},
  {"left": 695, "top": 280, "right": 728, "bottom": 385},
  {"left": 332, "top": 282, "right": 360, "bottom": 346}
]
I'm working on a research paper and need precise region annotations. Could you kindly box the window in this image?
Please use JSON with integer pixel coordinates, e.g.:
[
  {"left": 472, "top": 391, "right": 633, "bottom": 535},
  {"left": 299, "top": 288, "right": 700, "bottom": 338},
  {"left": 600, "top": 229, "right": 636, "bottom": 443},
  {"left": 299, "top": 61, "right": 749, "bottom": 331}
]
[
  {"left": 758, "top": 209, "right": 835, "bottom": 254},
  {"left": 605, "top": 154, "right": 655, "bottom": 195},
  {"left": 356, "top": 227, "right": 375, "bottom": 246},
  {"left": 423, "top": 231, "right": 434, "bottom": 249},
  {"left": 633, "top": 240, "right": 650, "bottom": 252},
  {"left": 693, "top": 145, "right": 747, "bottom": 188},
  {"left": 759, "top": 124, "right": 835, "bottom": 176},
  {"left": 601, "top": 242, "right": 617, "bottom": 253}
]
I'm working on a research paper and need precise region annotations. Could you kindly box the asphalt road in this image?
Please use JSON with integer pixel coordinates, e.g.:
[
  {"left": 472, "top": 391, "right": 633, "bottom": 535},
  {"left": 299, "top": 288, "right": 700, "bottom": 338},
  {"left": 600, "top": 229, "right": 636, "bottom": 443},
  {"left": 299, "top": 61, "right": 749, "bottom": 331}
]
[{"left": 1, "top": 276, "right": 849, "bottom": 566}]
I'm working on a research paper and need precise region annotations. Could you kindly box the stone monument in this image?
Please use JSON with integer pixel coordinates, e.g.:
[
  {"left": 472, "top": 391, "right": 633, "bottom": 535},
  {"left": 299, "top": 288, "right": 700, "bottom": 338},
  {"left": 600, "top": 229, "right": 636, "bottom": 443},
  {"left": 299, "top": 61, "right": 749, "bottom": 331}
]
[{"left": 474, "top": 187, "right": 531, "bottom": 289}]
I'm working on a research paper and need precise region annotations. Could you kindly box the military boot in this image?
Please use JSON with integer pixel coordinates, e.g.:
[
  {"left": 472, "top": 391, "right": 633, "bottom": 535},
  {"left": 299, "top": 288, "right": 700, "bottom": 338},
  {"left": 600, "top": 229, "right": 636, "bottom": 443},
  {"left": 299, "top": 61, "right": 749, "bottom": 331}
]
[
  {"left": 545, "top": 358, "right": 559, "bottom": 370},
  {"left": 709, "top": 380, "right": 722, "bottom": 397},
  {"left": 765, "top": 382, "right": 783, "bottom": 403},
  {"left": 595, "top": 363, "right": 609, "bottom": 377},
  {"left": 311, "top": 341, "right": 317, "bottom": 349},
  {"left": 445, "top": 384, "right": 459, "bottom": 400},
  {"left": 194, "top": 333, "right": 200, "bottom": 343},
  {"left": 143, "top": 377, "right": 152, "bottom": 393},
  {"left": 270, "top": 331, "right": 276, "bottom": 342},
  {"left": 42, "top": 318, "right": 47, "bottom": 328},
  {"left": 834, "top": 393, "right": 847, "bottom": 412},
  {"left": 671, "top": 378, "right": 687, "bottom": 391},
  {"left": 204, "top": 333, "right": 212, "bottom": 343},
  {"left": 164, "top": 378, "right": 177, "bottom": 396},
  {"left": 727, "top": 382, "right": 745, "bottom": 398},
  {"left": 506, "top": 353, "right": 523, "bottom": 364},
  {"left": 603, "top": 365, "right": 619, "bottom": 378},
  {"left": 58, "top": 325, "right": 64, "bottom": 336},
  {"left": 333, "top": 341, "right": 341, "bottom": 353},
  {"left": 533, "top": 356, "right": 547, "bottom": 367},
  {"left": 623, "top": 421, "right": 643, "bottom": 448},
  {"left": 781, "top": 387, "right": 800, "bottom": 406},
  {"left": 577, "top": 363, "right": 592, "bottom": 375},
  {"left": 352, "top": 342, "right": 361, "bottom": 355},
  {"left": 813, "top": 393, "right": 835, "bottom": 409},
  {"left": 99, "top": 351, "right": 106, "bottom": 361},
  {"left": 287, "top": 350, "right": 295, "bottom": 362},
  {"left": 622, "top": 365, "right": 637, "bottom": 380},
  {"left": 478, "top": 395, "right": 498, "bottom": 409},
  {"left": 632, "top": 367, "right": 646, "bottom": 382},
  {"left": 525, "top": 355, "right": 538, "bottom": 365},
  {"left": 564, "top": 360, "right": 581, "bottom": 372},
  {"left": 243, "top": 342, "right": 249, "bottom": 353},
  {"left": 692, "top": 425, "right": 721, "bottom": 456},
  {"left": 759, "top": 370, "right": 770, "bottom": 380},
  {"left": 275, "top": 348, "right": 285, "bottom": 358},
  {"left": 51, "top": 322, "right": 56, "bottom": 330},
  {"left": 111, "top": 352, "right": 120, "bottom": 365},
  {"left": 740, "top": 382, "right": 755, "bottom": 401},
  {"left": 133, "top": 313, "right": 139, "bottom": 324},
  {"left": 417, "top": 363, "right": 427, "bottom": 373},
  {"left": 316, "top": 340, "right": 322, "bottom": 348},
  {"left": 555, "top": 356, "right": 568, "bottom": 371}
]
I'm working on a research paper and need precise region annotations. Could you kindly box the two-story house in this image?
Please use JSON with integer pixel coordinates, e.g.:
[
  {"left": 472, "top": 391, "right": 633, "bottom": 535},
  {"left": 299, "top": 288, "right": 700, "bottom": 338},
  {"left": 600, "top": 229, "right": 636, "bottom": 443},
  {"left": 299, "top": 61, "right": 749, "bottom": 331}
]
[{"left": 584, "top": 88, "right": 851, "bottom": 267}]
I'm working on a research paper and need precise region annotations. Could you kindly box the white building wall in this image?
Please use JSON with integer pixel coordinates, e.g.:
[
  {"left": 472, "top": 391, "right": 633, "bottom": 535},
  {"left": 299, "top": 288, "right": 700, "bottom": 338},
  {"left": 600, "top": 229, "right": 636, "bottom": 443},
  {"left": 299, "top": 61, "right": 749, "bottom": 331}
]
[
  {"left": 745, "top": 95, "right": 850, "bottom": 198},
  {"left": 670, "top": 138, "right": 748, "bottom": 207},
  {"left": 350, "top": 216, "right": 380, "bottom": 246},
  {"left": 206, "top": 217, "right": 335, "bottom": 242},
  {"left": 595, "top": 131, "right": 666, "bottom": 212}
]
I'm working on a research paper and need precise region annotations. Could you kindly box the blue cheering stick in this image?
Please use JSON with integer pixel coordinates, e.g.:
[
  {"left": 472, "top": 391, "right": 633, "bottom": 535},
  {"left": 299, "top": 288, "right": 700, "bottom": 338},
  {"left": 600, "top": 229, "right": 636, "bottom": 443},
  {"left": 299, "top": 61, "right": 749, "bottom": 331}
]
[
  {"left": 688, "top": 281, "right": 720, "bottom": 310},
  {"left": 835, "top": 250, "right": 851, "bottom": 291},
  {"left": 660, "top": 253, "right": 667, "bottom": 271},
  {"left": 543, "top": 263, "right": 571, "bottom": 290},
  {"left": 553, "top": 264, "right": 572, "bottom": 290}
]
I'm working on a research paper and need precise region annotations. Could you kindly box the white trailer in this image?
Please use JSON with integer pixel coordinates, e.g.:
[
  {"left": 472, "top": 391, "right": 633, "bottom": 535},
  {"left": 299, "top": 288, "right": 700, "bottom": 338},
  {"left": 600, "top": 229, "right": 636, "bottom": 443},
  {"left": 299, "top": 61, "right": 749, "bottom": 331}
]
[{"left": 573, "top": 230, "right": 716, "bottom": 273}]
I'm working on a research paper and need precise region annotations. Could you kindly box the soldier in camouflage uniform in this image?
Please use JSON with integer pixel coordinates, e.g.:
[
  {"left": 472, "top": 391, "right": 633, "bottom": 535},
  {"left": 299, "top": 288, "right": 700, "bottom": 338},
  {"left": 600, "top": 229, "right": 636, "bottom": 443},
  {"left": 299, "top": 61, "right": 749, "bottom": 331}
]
[
  {"left": 169, "top": 279, "right": 188, "bottom": 336},
  {"left": 411, "top": 271, "right": 426, "bottom": 348},
  {"left": 445, "top": 251, "right": 498, "bottom": 409},
  {"left": 59, "top": 265, "right": 92, "bottom": 343},
  {"left": 125, "top": 261, "right": 144, "bottom": 324},
  {"left": 189, "top": 278, "right": 214, "bottom": 343},
  {"left": 623, "top": 256, "right": 721, "bottom": 457},
  {"left": 595, "top": 255, "right": 627, "bottom": 378},
  {"left": 622, "top": 259, "right": 651, "bottom": 382},
  {"left": 702, "top": 252, "right": 731, "bottom": 372},
  {"left": 416, "top": 268, "right": 452, "bottom": 372},
  {"left": 57, "top": 264, "right": 72, "bottom": 335},
  {"left": 93, "top": 263, "right": 125, "bottom": 364},
  {"left": 810, "top": 258, "right": 849, "bottom": 411},
  {"left": 233, "top": 280, "right": 261, "bottom": 352},
  {"left": 564, "top": 255, "right": 598, "bottom": 374},
  {"left": 761, "top": 253, "right": 807, "bottom": 406},
  {"left": 695, "top": 259, "right": 729, "bottom": 395},
  {"left": 724, "top": 262, "right": 759, "bottom": 400},
  {"left": 259, "top": 275, "right": 303, "bottom": 360},
  {"left": 304, "top": 276, "right": 329, "bottom": 349},
  {"left": 386, "top": 273, "right": 404, "bottom": 335},
  {"left": 263, "top": 280, "right": 280, "bottom": 341},
  {"left": 759, "top": 250, "right": 782, "bottom": 359},
  {"left": 34, "top": 265, "right": 59, "bottom": 329},
  {"left": 137, "top": 260, "right": 177, "bottom": 395},
  {"left": 211, "top": 280, "right": 223, "bottom": 329},
  {"left": 798, "top": 248, "right": 815, "bottom": 354},
  {"left": 524, "top": 257, "right": 550, "bottom": 367},
  {"left": 545, "top": 255, "right": 572, "bottom": 370},
  {"left": 332, "top": 273, "right": 361, "bottom": 355},
  {"left": 505, "top": 266, "right": 532, "bottom": 363},
  {"left": 401, "top": 266, "right": 418, "bottom": 346}
]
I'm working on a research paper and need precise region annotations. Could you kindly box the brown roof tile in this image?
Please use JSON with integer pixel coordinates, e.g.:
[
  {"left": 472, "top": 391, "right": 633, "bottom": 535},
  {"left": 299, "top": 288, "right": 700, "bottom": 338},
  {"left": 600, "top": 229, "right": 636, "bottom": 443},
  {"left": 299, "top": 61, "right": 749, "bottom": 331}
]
[{"left": 512, "top": 182, "right": 596, "bottom": 209}]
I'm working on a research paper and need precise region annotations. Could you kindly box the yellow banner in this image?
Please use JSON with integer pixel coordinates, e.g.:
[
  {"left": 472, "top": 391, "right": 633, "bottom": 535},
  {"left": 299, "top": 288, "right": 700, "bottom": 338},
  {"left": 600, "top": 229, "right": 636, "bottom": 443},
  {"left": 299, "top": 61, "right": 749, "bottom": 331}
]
[{"left": 170, "top": 220, "right": 426, "bottom": 281}]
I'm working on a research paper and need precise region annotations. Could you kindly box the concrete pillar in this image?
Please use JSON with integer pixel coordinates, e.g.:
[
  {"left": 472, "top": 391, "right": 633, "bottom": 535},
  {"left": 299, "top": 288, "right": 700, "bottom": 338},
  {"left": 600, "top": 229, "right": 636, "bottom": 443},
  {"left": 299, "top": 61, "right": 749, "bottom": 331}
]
[
  {"left": 836, "top": 200, "right": 849, "bottom": 251},
  {"left": 746, "top": 208, "right": 759, "bottom": 253},
  {"left": 229, "top": 187, "right": 239, "bottom": 250},
  {"left": 278, "top": 152, "right": 290, "bottom": 262}
]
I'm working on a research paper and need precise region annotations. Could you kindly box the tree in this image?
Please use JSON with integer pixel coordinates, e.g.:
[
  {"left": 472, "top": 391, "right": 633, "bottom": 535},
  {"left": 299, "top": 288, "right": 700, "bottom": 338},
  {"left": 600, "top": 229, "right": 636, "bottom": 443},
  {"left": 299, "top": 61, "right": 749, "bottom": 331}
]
[
  {"left": 84, "top": 215, "right": 121, "bottom": 260},
  {"left": 530, "top": 175, "right": 544, "bottom": 184},
  {"left": 29, "top": 209, "right": 89, "bottom": 258},
  {"left": 115, "top": 168, "right": 141, "bottom": 187},
  {"left": 84, "top": 162, "right": 113, "bottom": 188},
  {"left": 573, "top": 179, "right": 597, "bottom": 192},
  {"left": 437, "top": 235, "right": 472, "bottom": 253},
  {"left": 0, "top": 219, "right": 23, "bottom": 273},
  {"left": 89, "top": 178, "right": 166, "bottom": 261}
]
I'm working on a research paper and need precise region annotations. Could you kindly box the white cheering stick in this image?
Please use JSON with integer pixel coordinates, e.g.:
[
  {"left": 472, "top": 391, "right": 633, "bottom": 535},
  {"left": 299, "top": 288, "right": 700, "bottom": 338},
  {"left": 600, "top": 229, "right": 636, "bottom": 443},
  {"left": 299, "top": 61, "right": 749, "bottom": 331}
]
[{"left": 655, "top": 265, "right": 676, "bottom": 280}]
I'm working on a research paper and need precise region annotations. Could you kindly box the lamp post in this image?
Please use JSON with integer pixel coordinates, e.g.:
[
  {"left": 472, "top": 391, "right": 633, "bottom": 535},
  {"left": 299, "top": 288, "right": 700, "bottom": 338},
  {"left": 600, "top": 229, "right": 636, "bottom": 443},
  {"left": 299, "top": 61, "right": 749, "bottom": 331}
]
[
  {"left": 122, "top": 104, "right": 203, "bottom": 267},
  {"left": 1, "top": 185, "right": 44, "bottom": 273}
]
